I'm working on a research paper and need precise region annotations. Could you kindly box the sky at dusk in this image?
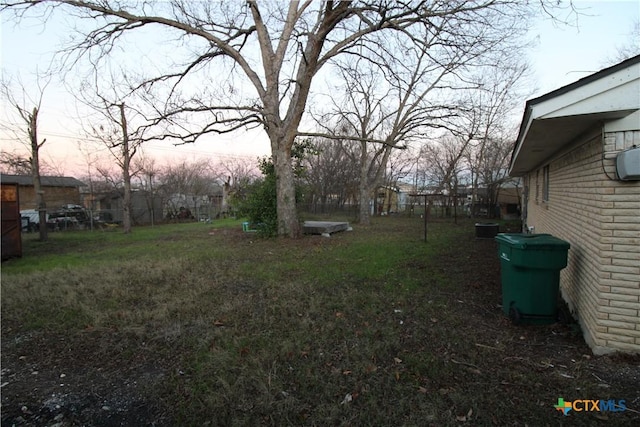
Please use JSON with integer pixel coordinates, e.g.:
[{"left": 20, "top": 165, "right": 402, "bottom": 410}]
[{"left": 1, "top": 1, "right": 639, "bottom": 177}]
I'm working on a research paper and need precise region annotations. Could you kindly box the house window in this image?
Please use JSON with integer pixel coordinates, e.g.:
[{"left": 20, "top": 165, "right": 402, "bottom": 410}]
[{"left": 542, "top": 165, "right": 550, "bottom": 202}]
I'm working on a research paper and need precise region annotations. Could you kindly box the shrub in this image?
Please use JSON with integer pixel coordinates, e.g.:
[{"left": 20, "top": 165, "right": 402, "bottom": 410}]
[
  {"left": 236, "top": 160, "right": 278, "bottom": 236},
  {"left": 234, "top": 142, "right": 312, "bottom": 236}
]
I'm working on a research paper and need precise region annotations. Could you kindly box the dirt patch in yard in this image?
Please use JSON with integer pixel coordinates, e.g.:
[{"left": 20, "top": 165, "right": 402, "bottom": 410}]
[
  {"left": 2, "top": 220, "right": 638, "bottom": 426},
  {"left": 1, "top": 329, "right": 173, "bottom": 426}
]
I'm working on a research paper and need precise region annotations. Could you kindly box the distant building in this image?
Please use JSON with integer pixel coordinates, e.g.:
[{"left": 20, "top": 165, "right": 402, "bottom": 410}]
[
  {"left": 400, "top": 182, "right": 521, "bottom": 219},
  {"left": 0, "top": 174, "right": 85, "bottom": 211},
  {"left": 83, "top": 189, "right": 163, "bottom": 225}
]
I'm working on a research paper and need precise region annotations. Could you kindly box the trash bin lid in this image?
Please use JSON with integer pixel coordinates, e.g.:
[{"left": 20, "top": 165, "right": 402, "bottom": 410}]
[{"left": 495, "top": 233, "right": 570, "bottom": 250}]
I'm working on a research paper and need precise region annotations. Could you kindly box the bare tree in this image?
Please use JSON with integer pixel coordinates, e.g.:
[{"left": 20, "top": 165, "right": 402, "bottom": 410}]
[
  {"left": 0, "top": 144, "right": 60, "bottom": 177},
  {"left": 461, "top": 59, "right": 531, "bottom": 217},
  {"left": 134, "top": 154, "right": 161, "bottom": 226},
  {"left": 1, "top": 77, "right": 51, "bottom": 240},
  {"left": 219, "top": 157, "right": 260, "bottom": 217},
  {"left": 418, "top": 133, "right": 470, "bottom": 201},
  {"left": 380, "top": 148, "right": 415, "bottom": 215},
  {"left": 411, "top": 130, "right": 470, "bottom": 219},
  {"left": 2, "top": 0, "right": 576, "bottom": 237},
  {"left": 75, "top": 143, "right": 99, "bottom": 227},
  {"left": 312, "top": 45, "right": 460, "bottom": 225},
  {"left": 84, "top": 100, "right": 143, "bottom": 233},
  {"left": 76, "top": 64, "right": 164, "bottom": 233},
  {"left": 157, "top": 159, "right": 222, "bottom": 221},
  {"left": 302, "top": 137, "right": 359, "bottom": 215},
  {"left": 316, "top": 61, "right": 394, "bottom": 225},
  {"left": 474, "top": 135, "right": 514, "bottom": 217},
  {"left": 0, "top": 151, "right": 33, "bottom": 174},
  {"left": 93, "top": 163, "right": 122, "bottom": 192}
]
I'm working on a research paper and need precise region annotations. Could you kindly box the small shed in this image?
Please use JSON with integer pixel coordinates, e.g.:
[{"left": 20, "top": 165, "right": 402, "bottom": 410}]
[
  {"left": 0, "top": 174, "right": 86, "bottom": 210},
  {"left": 1, "top": 183, "right": 22, "bottom": 260}
]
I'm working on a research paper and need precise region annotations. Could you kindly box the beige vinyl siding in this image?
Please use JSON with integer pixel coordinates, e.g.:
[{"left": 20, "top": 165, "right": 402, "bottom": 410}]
[{"left": 525, "top": 130, "right": 640, "bottom": 355}]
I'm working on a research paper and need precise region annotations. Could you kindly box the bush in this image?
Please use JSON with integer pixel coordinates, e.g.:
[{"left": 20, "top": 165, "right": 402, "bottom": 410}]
[
  {"left": 234, "top": 142, "right": 311, "bottom": 237},
  {"left": 236, "top": 169, "right": 278, "bottom": 236}
]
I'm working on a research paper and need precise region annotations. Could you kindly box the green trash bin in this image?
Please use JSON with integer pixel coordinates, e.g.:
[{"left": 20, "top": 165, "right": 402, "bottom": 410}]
[{"left": 495, "top": 233, "right": 570, "bottom": 324}]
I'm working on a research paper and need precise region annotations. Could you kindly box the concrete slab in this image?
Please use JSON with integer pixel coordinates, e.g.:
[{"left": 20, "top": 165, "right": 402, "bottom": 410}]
[{"left": 303, "top": 221, "right": 351, "bottom": 236}]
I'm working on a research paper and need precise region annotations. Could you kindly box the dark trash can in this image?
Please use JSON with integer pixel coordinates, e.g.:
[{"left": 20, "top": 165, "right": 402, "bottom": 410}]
[
  {"left": 476, "top": 223, "right": 499, "bottom": 238},
  {"left": 495, "top": 233, "right": 570, "bottom": 324}
]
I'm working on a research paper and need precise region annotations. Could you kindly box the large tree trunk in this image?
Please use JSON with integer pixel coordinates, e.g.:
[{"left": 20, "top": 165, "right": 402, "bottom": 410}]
[
  {"left": 122, "top": 170, "right": 132, "bottom": 233},
  {"left": 272, "top": 139, "right": 300, "bottom": 238},
  {"left": 222, "top": 177, "right": 231, "bottom": 216},
  {"left": 355, "top": 141, "right": 370, "bottom": 225},
  {"left": 29, "top": 107, "right": 48, "bottom": 241},
  {"left": 357, "top": 141, "right": 372, "bottom": 225},
  {"left": 32, "top": 163, "right": 47, "bottom": 241},
  {"left": 356, "top": 141, "right": 396, "bottom": 225},
  {"left": 357, "top": 184, "right": 371, "bottom": 225},
  {"left": 120, "top": 104, "right": 133, "bottom": 234}
]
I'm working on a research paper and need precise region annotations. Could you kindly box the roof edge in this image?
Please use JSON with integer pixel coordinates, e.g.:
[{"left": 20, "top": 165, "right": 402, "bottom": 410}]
[
  {"left": 528, "top": 54, "right": 640, "bottom": 108},
  {"left": 508, "top": 54, "right": 640, "bottom": 176}
]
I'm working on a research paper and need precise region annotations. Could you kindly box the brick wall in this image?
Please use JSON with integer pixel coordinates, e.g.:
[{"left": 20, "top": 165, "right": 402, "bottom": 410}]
[{"left": 525, "top": 130, "right": 640, "bottom": 355}]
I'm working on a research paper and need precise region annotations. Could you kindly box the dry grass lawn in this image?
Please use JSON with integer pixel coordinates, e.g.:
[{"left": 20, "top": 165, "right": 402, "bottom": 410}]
[{"left": 1, "top": 217, "right": 638, "bottom": 426}]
